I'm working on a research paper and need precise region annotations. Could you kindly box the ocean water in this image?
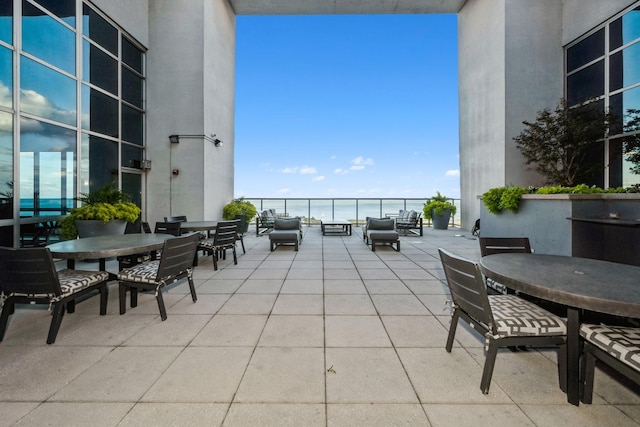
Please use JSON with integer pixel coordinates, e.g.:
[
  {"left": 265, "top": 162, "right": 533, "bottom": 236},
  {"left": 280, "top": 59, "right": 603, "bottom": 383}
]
[{"left": 20, "top": 198, "right": 74, "bottom": 216}]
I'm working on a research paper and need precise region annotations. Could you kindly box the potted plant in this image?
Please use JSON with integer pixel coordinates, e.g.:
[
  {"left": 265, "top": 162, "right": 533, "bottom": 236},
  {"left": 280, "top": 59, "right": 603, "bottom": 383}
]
[
  {"left": 222, "top": 197, "right": 257, "bottom": 234},
  {"left": 60, "top": 182, "right": 141, "bottom": 240},
  {"left": 423, "top": 192, "right": 457, "bottom": 230}
]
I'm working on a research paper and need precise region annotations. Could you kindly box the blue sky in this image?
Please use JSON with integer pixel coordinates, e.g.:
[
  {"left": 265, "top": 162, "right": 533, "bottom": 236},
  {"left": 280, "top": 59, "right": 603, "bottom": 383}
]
[{"left": 234, "top": 14, "right": 459, "bottom": 200}]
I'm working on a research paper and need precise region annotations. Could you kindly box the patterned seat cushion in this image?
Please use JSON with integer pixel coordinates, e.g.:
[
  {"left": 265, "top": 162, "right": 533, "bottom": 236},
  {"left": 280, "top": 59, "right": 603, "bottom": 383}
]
[
  {"left": 198, "top": 239, "right": 234, "bottom": 250},
  {"left": 580, "top": 324, "right": 640, "bottom": 372},
  {"left": 118, "top": 260, "right": 160, "bottom": 284},
  {"left": 488, "top": 295, "right": 567, "bottom": 337},
  {"left": 8, "top": 269, "right": 109, "bottom": 303}
]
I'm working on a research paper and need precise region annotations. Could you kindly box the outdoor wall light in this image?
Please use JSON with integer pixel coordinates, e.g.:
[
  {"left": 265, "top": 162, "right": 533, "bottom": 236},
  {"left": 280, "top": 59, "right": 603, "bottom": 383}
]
[
  {"left": 214, "top": 138, "right": 223, "bottom": 147},
  {"left": 169, "top": 134, "right": 221, "bottom": 146},
  {"left": 169, "top": 135, "right": 180, "bottom": 144}
]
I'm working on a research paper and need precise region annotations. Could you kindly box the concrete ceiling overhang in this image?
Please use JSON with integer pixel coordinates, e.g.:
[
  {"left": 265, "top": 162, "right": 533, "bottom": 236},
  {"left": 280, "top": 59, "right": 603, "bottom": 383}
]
[{"left": 228, "top": 0, "right": 467, "bottom": 15}]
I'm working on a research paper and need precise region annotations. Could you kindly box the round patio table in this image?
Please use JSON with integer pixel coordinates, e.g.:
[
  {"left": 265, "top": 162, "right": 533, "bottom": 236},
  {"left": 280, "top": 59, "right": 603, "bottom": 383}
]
[
  {"left": 47, "top": 233, "right": 172, "bottom": 271},
  {"left": 479, "top": 253, "right": 640, "bottom": 406}
]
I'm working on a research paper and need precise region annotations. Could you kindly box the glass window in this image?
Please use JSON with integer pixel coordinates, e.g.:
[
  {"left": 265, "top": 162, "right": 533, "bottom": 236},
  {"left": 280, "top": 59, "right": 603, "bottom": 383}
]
[
  {"left": 0, "top": 0, "right": 12, "bottom": 44},
  {"left": 82, "top": 4, "right": 117, "bottom": 55},
  {"left": 21, "top": 55, "right": 76, "bottom": 126},
  {"left": 0, "top": 45, "right": 12, "bottom": 108},
  {"left": 122, "top": 66, "right": 143, "bottom": 108},
  {"left": 609, "top": 137, "right": 640, "bottom": 187},
  {"left": 20, "top": 117, "right": 75, "bottom": 217},
  {"left": 33, "top": 0, "right": 75, "bottom": 27},
  {"left": 121, "top": 143, "right": 142, "bottom": 169},
  {"left": 122, "top": 37, "right": 143, "bottom": 73},
  {"left": 609, "top": 87, "right": 640, "bottom": 134},
  {"left": 610, "top": 42, "right": 640, "bottom": 91},
  {"left": 566, "top": 28, "right": 604, "bottom": 72},
  {"left": 81, "top": 84, "right": 118, "bottom": 137},
  {"left": 22, "top": 0, "right": 75, "bottom": 74},
  {"left": 610, "top": 7, "right": 640, "bottom": 50},
  {"left": 566, "top": 60, "right": 604, "bottom": 105},
  {"left": 82, "top": 40, "right": 118, "bottom": 94},
  {"left": 81, "top": 133, "right": 117, "bottom": 191},
  {"left": 122, "top": 104, "right": 143, "bottom": 145},
  {"left": 0, "top": 110, "right": 12, "bottom": 219}
]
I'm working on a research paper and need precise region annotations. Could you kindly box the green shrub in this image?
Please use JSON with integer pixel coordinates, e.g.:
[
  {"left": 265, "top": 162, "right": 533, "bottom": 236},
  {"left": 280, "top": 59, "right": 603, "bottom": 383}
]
[
  {"left": 222, "top": 197, "right": 257, "bottom": 220},
  {"left": 423, "top": 192, "right": 457, "bottom": 220}
]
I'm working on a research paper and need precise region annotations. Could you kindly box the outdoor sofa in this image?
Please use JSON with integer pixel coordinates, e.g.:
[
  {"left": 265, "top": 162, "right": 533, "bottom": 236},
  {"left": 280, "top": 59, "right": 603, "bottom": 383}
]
[
  {"left": 269, "top": 217, "right": 303, "bottom": 251},
  {"left": 395, "top": 209, "right": 423, "bottom": 236}
]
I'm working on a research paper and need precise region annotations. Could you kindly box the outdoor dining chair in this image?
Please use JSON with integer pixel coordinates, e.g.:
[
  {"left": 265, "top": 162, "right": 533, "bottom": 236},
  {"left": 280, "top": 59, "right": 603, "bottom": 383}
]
[
  {"left": 154, "top": 221, "right": 182, "bottom": 236},
  {"left": 164, "top": 215, "right": 187, "bottom": 223},
  {"left": 198, "top": 220, "right": 240, "bottom": 270},
  {"left": 118, "top": 233, "right": 200, "bottom": 321},
  {"left": 580, "top": 324, "right": 640, "bottom": 403},
  {"left": 438, "top": 248, "right": 567, "bottom": 394},
  {"left": 479, "top": 237, "right": 531, "bottom": 295},
  {"left": 0, "top": 246, "right": 109, "bottom": 344}
]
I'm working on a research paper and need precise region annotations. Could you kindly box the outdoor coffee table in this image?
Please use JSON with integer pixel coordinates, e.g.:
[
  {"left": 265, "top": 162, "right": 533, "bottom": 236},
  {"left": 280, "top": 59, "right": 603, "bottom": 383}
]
[
  {"left": 321, "top": 219, "right": 352, "bottom": 236},
  {"left": 479, "top": 253, "right": 640, "bottom": 406}
]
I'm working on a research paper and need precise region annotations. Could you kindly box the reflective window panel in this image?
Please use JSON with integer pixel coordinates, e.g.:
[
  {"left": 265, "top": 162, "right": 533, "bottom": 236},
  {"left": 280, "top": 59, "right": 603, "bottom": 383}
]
[
  {"left": 122, "top": 104, "right": 143, "bottom": 145},
  {"left": 22, "top": 0, "right": 75, "bottom": 74},
  {"left": 609, "top": 137, "right": 640, "bottom": 187},
  {"left": 33, "top": 0, "right": 75, "bottom": 27},
  {"left": 20, "top": 117, "right": 75, "bottom": 217},
  {"left": 122, "top": 66, "right": 143, "bottom": 108},
  {"left": 82, "top": 40, "right": 117, "bottom": 94},
  {"left": 566, "top": 28, "right": 604, "bottom": 72},
  {"left": 81, "top": 133, "right": 117, "bottom": 191},
  {"left": 121, "top": 143, "right": 142, "bottom": 169},
  {"left": 610, "top": 7, "right": 640, "bottom": 51},
  {"left": 0, "top": 110, "right": 12, "bottom": 219},
  {"left": 0, "top": 45, "right": 12, "bottom": 108},
  {"left": 81, "top": 84, "right": 118, "bottom": 137},
  {"left": 609, "top": 41, "right": 640, "bottom": 91},
  {"left": 0, "top": 0, "right": 12, "bottom": 44},
  {"left": 566, "top": 60, "right": 604, "bottom": 106},
  {"left": 82, "top": 4, "right": 117, "bottom": 55},
  {"left": 122, "top": 37, "right": 143, "bottom": 73},
  {"left": 609, "top": 86, "right": 640, "bottom": 134},
  {"left": 21, "top": 55, "right": 76, "bottom": 126}
]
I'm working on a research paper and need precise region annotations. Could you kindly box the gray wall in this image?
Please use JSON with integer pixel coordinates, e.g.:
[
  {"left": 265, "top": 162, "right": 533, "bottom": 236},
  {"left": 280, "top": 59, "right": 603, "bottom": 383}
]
[
  {"left": 458, "top": 0, "right": 562, "bottom": 229},
  {"left": 145, "top": 0, "right": 236, "bottom": 224}
]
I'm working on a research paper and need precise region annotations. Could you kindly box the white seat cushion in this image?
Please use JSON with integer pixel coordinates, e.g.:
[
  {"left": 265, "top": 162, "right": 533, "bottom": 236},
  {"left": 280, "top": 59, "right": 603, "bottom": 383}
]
[
  {"left": 118, "top": 260, "right": 160, "bottom": 284},
  {"left": 580, "top": 324, "right": 640, "bottom": 372},
  {"left": 489, "top": 295, "right": 567, "bottom": 337}
]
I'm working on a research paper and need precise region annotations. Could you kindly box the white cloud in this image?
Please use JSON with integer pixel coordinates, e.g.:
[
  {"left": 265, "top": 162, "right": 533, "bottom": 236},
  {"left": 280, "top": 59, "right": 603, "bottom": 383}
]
[
  {"left": 334, "top": 168, "right": 348, "bottom": 175},
  {"left": 299, "top": 166, "right": 317, "bottom": 174},
  {"left": 281, "top": 167, "right": 298, "bottom": 174},
  {"left": 351, "top": 156, "right": 375, "bottom": 166},
  {"left": 312, "top": 175, "right": 325, "bottom": 182},
  {"left": 445, "top": 169, "right": 460, "bottom": 177},
  {"left": 350, "top": 165, "right": 365, "bottom": 171},
  {"left": 278, "top": 188, "right": 290, "bottom": 194}
]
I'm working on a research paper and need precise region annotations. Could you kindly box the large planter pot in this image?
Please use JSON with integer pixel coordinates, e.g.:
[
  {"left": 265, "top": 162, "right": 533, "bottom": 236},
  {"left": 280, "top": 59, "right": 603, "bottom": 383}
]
[
  {"left": 431, "top": 209, "right": 452, "bottom": 230},
  {"left": 235, "top": 214, "right": 249, "bottom": 234},
  {"left": 75, "top": 219, "right": 127, "bottom": 238}
]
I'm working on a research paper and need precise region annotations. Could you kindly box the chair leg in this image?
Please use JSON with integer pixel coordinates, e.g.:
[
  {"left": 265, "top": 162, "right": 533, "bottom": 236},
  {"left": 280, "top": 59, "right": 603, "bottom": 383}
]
[
  {"left": 232, "top": 246, "right": 238, "bottom": 264},
  {"left": 99, "top": 283, "right": 108, "bottom": 315},
  {"left": 188, "top": 276, "right": 197, "bottom": 303},
  {"left": 156, "top": 291, "right": 167, "bottom": 321},
  {"left": 581, "top": 348, "right": 596, "bottom": 403},
  {"left": 130, "top": 287, "right": 138, "bottom": 308},
  {"left": 212, "top": 251, "right": 219, "bottom": 270},
  {"left": 445, "top": 310, "right": 460, "bottom": 352},
  {"left": 47, "top": 301, "right": 66, "bottom": 344},
  {"left": 119, "top": 284, "right": 128, "bottom": 315},
  {"left": 0, "top": 299, "right": 14, "bottom": 341},
  {"left": 558, "top": 343, "right": 567, "bottom": 392},
  {"left": 371, "top": 241, "right": 376, "bottom": 252},
  {"left": 66, "top": 300, "right": 76, "bottom": 313},
  {"left": 480, "top": 341, "right": 499, "bottom": 394}
]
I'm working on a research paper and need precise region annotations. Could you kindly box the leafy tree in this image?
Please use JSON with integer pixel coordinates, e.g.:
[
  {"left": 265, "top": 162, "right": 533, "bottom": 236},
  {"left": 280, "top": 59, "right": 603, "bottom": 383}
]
[
  {"left": 514, "top": 99, "right": 612, "bottom": 186},
  {"left": 622, "top": 108, "right": 640, "bottom": 175}
]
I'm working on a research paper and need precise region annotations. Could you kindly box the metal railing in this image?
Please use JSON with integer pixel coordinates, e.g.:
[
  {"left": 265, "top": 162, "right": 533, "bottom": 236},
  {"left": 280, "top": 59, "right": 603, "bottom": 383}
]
[{"left": 245, "top": 197, "right": 461, "bottom": 228}]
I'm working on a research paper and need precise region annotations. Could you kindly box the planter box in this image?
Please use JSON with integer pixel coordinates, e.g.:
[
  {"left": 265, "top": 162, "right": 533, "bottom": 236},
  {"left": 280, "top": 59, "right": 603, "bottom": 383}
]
[{"left": 479, "top": 194, "right": 640, "bottom": 265}]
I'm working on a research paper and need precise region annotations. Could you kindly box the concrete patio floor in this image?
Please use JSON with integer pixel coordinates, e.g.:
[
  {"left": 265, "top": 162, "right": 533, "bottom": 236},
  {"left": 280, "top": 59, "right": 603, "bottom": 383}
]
[{"left": 0, "top": 226, "right": 638, "bottom": 426}]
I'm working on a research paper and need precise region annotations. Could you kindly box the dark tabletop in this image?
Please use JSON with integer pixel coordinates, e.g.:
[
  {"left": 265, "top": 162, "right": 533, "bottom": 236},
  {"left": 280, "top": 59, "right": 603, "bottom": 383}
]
[
  {"left": 179, "top": 221, "right": 218, "bottom": 231},
  {"left": 479, "top": 253, "right": 640, "bottom": 318},
  {"left": 47, "top": 233, "right": 172, "bottom": 259}
]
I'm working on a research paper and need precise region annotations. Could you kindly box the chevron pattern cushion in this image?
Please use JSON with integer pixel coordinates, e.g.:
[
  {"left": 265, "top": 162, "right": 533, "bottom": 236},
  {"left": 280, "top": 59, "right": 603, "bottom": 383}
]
[
  {"left": 118, "top": 260, "right": 160, "bottom": 284},
  {"left": 580, "top": 324, "right": 640, "bottom": 372},
  {"left": 489, "top": 295, "right": 566, "bottom": 337}
]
